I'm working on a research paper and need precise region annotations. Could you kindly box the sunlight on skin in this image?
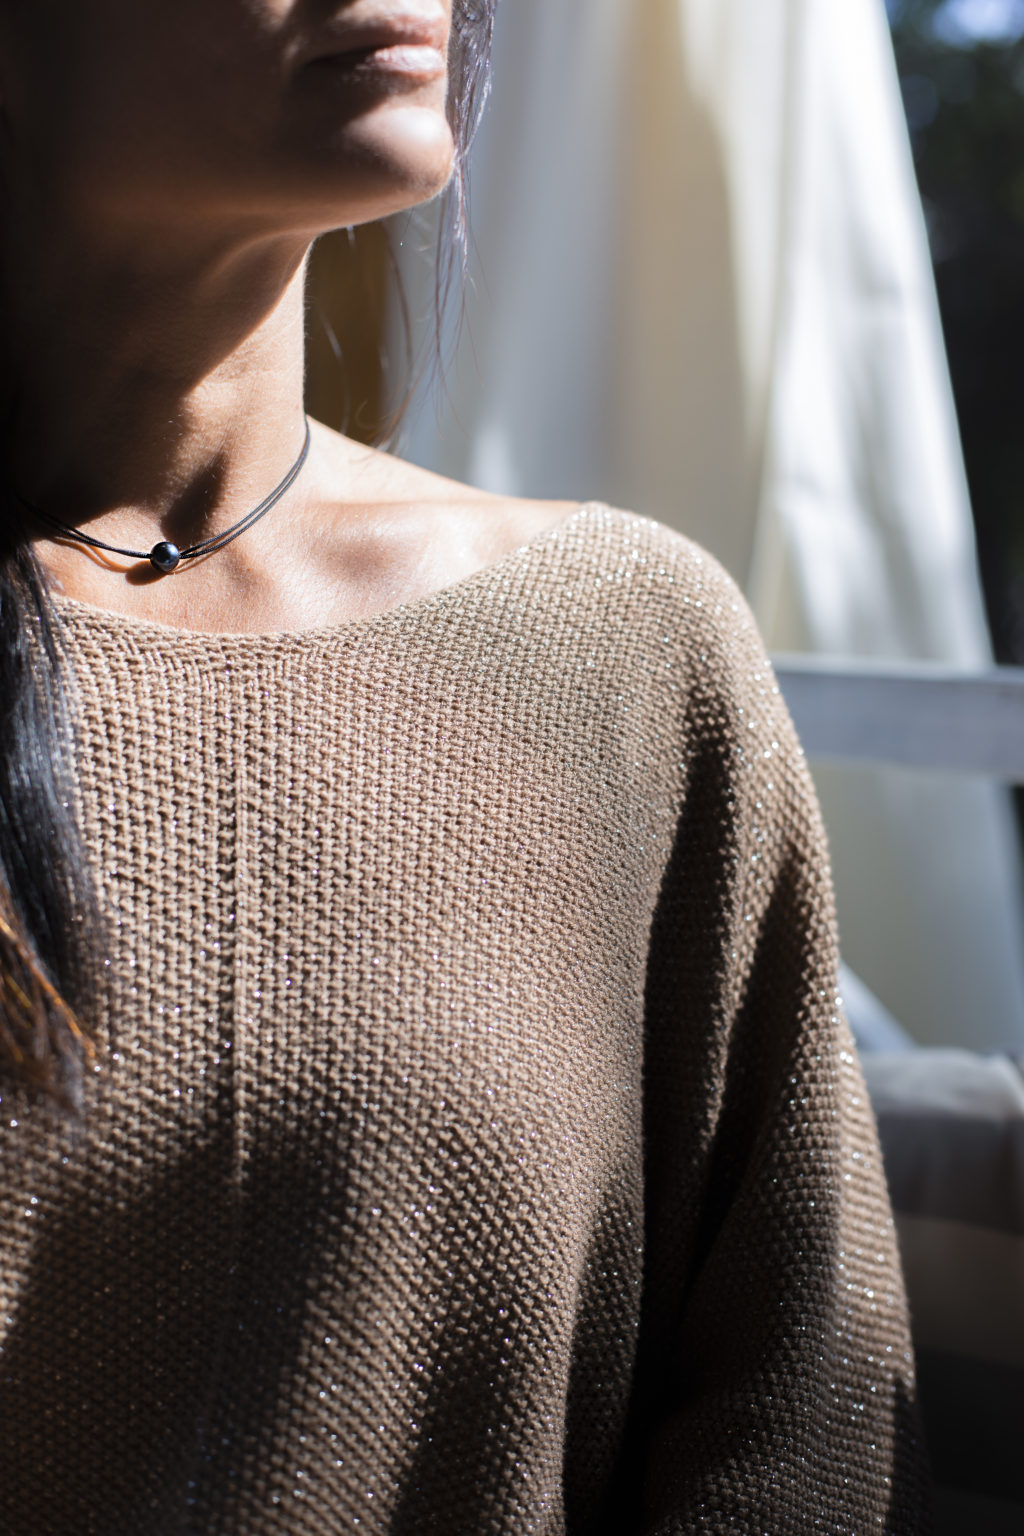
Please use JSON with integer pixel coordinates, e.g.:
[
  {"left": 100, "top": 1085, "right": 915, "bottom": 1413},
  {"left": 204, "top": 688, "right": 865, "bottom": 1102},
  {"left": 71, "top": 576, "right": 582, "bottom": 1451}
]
[{"left": 0, "top": 1, "right": 573, "bottom": 635}]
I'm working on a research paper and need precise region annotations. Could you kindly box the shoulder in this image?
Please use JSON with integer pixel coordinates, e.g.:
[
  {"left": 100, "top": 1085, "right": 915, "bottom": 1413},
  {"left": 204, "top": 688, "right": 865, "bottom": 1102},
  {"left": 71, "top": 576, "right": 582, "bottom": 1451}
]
[
  {"left": 535, "top": 506, "right": 806, "bottom": 784},
  {"left": 311, "top": 422, "right": 760, "bottom": 659},
  {"left": 519, "top": 502, "right": 764, "bottom": 668},
  {"left": 311, "top": 418, "right": 730, "bottom": 594},
  {"left": 305, "top": 423, "right": 582, "bottom": 607},
  {"left": 457, "top": 500, "right": 790, "bottom": 785}
]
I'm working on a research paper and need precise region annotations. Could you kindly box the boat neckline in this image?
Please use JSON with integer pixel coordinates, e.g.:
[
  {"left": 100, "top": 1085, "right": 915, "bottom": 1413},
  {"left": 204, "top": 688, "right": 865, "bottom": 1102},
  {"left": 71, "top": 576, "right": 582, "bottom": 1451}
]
[{"left": 50, "top": 502, "right": 600, "bottom": 646}]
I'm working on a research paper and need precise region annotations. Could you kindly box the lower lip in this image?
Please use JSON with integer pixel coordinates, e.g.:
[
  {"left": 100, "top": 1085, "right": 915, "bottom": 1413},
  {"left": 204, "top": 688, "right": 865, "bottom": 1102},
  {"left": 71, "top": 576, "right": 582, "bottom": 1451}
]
[{"left": 318, "top": 44, "right": 447, "bottom": 80}]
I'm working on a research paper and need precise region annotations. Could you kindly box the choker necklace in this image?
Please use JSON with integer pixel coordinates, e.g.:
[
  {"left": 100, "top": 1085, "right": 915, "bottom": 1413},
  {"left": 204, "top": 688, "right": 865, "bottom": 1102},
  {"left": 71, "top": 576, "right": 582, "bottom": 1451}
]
[{"left": 18, "top": 416, "right": 312, "bottom": 574}]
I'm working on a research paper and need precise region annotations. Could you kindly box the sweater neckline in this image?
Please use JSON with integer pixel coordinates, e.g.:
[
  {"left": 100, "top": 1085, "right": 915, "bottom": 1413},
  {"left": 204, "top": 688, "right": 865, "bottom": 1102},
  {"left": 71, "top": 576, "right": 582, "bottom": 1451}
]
[{"left": 50, "top": 502, "right": 599, "bottom": 649}]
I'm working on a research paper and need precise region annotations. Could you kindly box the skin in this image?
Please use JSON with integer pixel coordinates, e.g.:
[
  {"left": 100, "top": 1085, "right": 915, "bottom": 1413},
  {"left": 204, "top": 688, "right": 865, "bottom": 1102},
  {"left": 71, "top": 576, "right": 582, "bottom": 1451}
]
[{"left": 0, "top": 0, "right": 575, "bottom": 633}]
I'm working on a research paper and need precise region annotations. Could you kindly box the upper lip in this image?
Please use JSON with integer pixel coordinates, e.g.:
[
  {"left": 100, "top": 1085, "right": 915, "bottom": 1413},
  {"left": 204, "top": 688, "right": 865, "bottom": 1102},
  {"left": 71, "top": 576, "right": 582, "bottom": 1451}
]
[{"left": 309, "top": 10, "right": 449, "bottom": 63}]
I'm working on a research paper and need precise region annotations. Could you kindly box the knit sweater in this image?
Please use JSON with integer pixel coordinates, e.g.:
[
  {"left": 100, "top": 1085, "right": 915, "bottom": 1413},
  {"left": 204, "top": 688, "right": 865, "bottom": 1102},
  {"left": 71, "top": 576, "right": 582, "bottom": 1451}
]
[{"left": 0, "top": 507, "right": 928, "bottom": 1535}]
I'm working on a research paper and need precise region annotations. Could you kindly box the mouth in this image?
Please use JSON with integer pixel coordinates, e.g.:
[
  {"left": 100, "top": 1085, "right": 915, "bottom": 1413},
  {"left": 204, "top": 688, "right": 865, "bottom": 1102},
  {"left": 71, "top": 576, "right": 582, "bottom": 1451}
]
[{"left": 309, "top": 14, "right": 449, "bottom": 81}]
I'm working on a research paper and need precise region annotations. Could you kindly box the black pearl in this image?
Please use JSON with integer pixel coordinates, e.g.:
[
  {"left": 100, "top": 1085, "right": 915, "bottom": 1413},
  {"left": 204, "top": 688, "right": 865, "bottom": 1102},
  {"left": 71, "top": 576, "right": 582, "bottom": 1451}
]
[{"left": 150, "top": 541, "right": 181, "bottom": 574}]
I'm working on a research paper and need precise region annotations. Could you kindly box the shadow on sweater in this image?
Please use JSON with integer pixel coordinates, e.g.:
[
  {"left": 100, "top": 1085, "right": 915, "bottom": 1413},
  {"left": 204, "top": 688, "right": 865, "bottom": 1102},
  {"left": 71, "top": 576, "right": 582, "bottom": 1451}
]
[{"left": 0, "top": 1120, "right": 348, "bottom": 1536}]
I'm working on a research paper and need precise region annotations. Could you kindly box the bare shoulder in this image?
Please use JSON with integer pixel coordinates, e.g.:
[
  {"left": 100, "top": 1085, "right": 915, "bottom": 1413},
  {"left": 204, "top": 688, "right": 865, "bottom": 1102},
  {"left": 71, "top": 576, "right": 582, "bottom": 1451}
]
[
  {"left": 310, "top": 421, "right": 582, "bottom": 572},
  {"left": 388, "top": 454, "right": 578, "bottom": 557}
]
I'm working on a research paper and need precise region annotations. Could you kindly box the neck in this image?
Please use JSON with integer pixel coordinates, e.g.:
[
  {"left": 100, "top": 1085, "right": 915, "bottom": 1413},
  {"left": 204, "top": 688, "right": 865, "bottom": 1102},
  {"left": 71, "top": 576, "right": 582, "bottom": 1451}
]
[{"left": 1, "top": 219, "right": 313, "bottom": 555}]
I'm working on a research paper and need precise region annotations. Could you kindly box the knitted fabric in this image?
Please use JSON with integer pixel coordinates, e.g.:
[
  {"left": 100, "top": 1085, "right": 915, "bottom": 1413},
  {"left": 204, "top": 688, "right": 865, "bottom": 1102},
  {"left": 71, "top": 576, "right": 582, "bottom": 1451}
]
[{"left": 0, "top": 508, "right": 929, "bottom": 1533}]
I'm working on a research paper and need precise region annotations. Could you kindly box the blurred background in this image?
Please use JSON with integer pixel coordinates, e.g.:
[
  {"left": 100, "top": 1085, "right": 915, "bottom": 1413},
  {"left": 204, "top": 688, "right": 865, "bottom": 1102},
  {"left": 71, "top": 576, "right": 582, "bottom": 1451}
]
[
  {"left": 305, "top": 16, "right": 1024, "bottom": 1518},
  {"left": 888, "top": 0, "right": 1024, "bottom": 679},
  {"left": 305, "top": 0, "right": 1024, "bottom": 1055}
]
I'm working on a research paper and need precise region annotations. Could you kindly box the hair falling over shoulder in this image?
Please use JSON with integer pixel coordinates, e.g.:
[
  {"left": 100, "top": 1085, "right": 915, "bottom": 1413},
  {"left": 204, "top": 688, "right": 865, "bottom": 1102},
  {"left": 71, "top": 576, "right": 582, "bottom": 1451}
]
[
  {"left": 0, "top": 890, "right": 98, "bottom": 1113},
  {"left": 0, "top": 530, "right": 102, "bottom": 1113}
]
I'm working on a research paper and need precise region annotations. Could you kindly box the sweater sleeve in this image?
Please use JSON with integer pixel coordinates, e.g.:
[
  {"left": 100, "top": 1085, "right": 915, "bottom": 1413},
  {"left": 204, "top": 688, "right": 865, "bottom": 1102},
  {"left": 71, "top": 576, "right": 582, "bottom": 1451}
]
[{"left": 628, "top": 552, "right": 931, "bottom": 1533}]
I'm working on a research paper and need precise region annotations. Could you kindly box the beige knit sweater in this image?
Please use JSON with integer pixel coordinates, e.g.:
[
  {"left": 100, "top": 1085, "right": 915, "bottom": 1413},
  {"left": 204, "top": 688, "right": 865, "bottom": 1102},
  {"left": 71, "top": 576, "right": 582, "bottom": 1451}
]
[{"left": 0, "top": 508, "right": 928, "bottom": 1534}]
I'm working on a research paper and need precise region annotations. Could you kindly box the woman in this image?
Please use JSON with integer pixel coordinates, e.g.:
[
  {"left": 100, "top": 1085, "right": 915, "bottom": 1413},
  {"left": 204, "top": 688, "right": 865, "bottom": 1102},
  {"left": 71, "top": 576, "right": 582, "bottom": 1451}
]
[{"left": 0, "top": 2, "right": 929, "bottom": 1532}]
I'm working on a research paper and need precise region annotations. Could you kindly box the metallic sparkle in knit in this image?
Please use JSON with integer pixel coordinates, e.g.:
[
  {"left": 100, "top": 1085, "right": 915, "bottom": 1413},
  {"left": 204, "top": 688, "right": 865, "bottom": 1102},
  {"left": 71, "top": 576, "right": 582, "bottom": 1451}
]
[{"left": 0, "top": 509, "right": 929, "bottom": 1534}]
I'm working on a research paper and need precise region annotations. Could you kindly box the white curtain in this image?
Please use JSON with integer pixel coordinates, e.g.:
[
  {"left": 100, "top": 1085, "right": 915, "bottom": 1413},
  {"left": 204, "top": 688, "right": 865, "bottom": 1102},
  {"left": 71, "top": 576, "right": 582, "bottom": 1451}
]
[{"left": 397, "top": 0, "right": 1024, "bottom": 1049}]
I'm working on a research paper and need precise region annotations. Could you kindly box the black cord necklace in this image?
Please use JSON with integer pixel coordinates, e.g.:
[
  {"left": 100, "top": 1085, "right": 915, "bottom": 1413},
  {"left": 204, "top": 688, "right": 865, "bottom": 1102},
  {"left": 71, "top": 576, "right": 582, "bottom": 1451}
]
[{"left": 18, "top": 416, "right": 312, "bottom": 574}]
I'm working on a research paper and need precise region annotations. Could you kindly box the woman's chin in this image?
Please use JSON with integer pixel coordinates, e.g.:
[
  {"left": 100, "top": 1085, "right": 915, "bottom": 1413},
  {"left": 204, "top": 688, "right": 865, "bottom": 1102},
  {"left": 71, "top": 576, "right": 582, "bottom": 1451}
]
[{"left": 329, "top": 110, "right": 457, "bottom": 213}]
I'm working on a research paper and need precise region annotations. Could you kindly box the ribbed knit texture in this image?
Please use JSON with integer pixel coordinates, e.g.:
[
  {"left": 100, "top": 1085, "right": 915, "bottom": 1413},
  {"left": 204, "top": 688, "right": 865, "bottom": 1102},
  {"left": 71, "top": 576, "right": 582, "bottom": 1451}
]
[{"left": 0, "top": 508, "right": 929, "bottom": 1534}]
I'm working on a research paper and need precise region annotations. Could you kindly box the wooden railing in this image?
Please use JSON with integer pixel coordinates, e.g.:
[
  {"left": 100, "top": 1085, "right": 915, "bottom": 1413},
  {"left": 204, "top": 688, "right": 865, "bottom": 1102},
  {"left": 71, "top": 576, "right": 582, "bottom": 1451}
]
[{"left": 772, "top": 657, "right": 1024, "bottom": 783}]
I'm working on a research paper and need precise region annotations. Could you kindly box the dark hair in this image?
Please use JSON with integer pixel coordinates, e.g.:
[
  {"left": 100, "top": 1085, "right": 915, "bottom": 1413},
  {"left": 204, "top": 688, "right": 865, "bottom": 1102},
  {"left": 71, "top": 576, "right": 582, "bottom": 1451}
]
[
  {"left": 0, "top": 534, "right": 100, "bottom": 1111},
  {"left": 439, "top": 2, "right": 496, "bottom": 330},
  {"left": 0, "top": 0, "right": 497, "bottom": 1110}
]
